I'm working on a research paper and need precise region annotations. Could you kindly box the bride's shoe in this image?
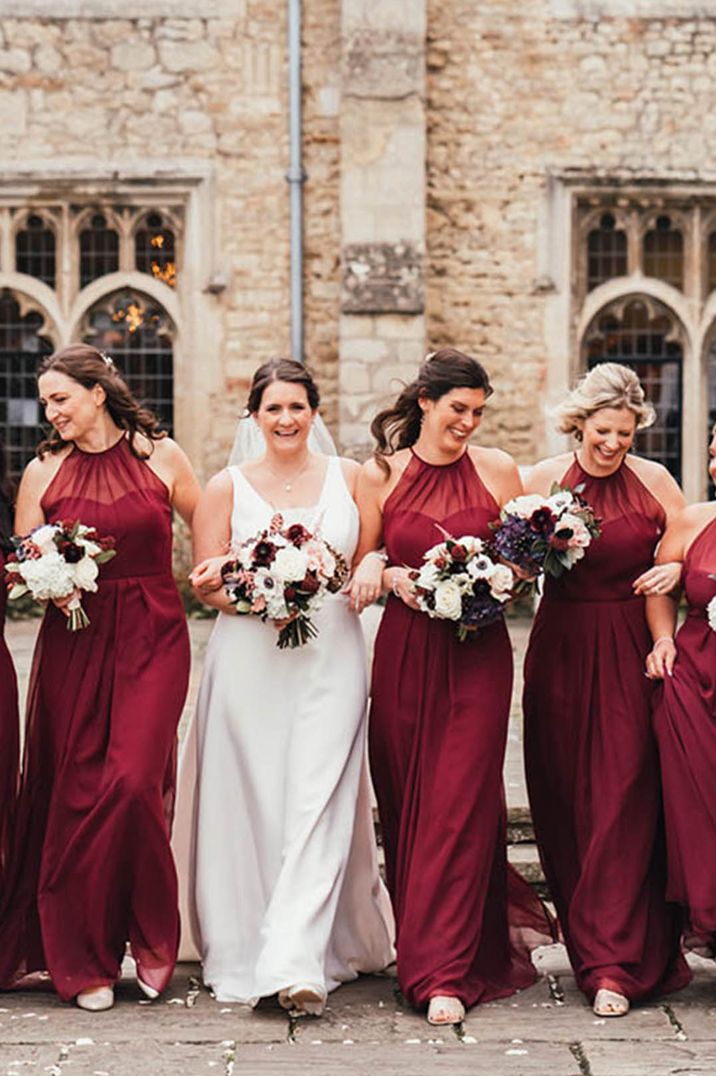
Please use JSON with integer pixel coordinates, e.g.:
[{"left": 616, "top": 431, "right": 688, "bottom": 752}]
[
  {"left": 427, "top": 995, "right": 465, "bottom": 1025},
  {"left": 593, "top": 987, "right": 629, "bottom": 1017},
  {"left": 278, "top": 983, "right": 326, "bottom": 1016},
  {"left": 76, "top": 986, "right": 114, "bottom": 1011}
]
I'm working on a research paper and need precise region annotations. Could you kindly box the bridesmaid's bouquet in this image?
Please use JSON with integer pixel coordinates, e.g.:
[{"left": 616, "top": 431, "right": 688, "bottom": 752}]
[
  {"left": 5, "top": 520, "right": 117, "bottom": 631},
  {"left": 490, "top": 484, "right": 601, "bottom": 579},
  {"left": 410, "top": 530, "right": 514, "bottom": 642},
  {"left": 221, "top": 513, "right": 349, "bottom": 649}
]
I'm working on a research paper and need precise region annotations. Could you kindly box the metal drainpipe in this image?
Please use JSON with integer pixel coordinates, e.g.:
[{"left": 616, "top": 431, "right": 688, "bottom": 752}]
[{"left": 287, "top": 0, "right": 305, "bottom": 363}]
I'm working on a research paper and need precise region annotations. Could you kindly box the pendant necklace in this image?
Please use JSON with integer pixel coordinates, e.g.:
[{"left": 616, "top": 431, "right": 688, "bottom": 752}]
[{"left": 269, "top": 456, "right": 311, "bottom": 493}]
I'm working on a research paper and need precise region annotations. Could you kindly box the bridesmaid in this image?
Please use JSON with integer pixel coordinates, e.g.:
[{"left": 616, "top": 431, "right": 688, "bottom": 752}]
[
  {"left": 523, "top": 361, "right": 690, "bottom": 1017},
  {"left": 0, "top": 437, "right": 19, "bottom": 879},
  {"left": 351, "top": 348, "right": 553, "bottom": 1026},
  {"left": 0, "top": 344, "right": 200, "bottom": 1010},
  {"left": 646, "top": 425, "right": 716, "bottom": 946}
]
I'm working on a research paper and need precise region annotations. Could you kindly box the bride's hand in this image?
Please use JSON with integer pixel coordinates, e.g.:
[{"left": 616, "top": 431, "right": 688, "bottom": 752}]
[
  {"left": 633, "top": 561, "right": 681, "bottom": 596},
  {"left": 344, "top": 551, "right": 384, "bottom": 612},
  {"left": 190, "top": 554, "right": 231, "bottom": 593},
  {"left": 386, "top": 566, "right": 421, "bottom": 611}
]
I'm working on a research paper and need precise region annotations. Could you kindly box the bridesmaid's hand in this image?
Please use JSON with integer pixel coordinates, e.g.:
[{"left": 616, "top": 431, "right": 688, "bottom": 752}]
[
  {"left": 633, "top": 561, "right": 681, "bottom": 596},
  {"left": 52, "top": 589, "right": 78, "bottom": 618},
  {"left": 385, "top": 566, "right": 420, "bottom": 611},
  {"left": 344, "top": 551, "right": 385, "bottom": 612},
  {"left": 190, "top": 554, "right": 231, "bottom": 594},
  {"left": 645, "top": 637, "right": 677, "bottom": 679}
]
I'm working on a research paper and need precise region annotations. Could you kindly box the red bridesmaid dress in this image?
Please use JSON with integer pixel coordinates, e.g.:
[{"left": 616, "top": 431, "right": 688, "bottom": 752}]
[
  {"left": 523, "top": 457, "right": 690, "bottom": 1001},
  {"left": 369, "top": 449, "right": 553, "bottom": 1011},
  {"left": 0, "top": 544, "right": 19, "bottom": 880},
  {"left": 653, "top": 514, "right": 716, "bottom": 940},
  {"left": 0, "top": 437, "right": 190, "bottom": 1000}
]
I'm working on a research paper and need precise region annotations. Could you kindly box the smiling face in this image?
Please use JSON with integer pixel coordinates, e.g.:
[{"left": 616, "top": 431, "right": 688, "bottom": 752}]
[
  {"left": 38, "top": 370, "right": 106, "bottom": 443},
  {"left": 577, "top": 405, "right": 638, "bottom": 475},
  {"left": 419, "top": 386, "right": 487, "bottom": 456},
  {"left": 253, "top": 378, "right": 314, "bottom": 454}
]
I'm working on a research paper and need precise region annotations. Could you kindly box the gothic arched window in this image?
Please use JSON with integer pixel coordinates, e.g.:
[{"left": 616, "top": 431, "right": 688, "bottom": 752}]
[
  {"left": 79, "top": 213, "right": 120, "bottom": 288},
  {"left": 135, "top": 212, "right": 176, "bottom": 288},
  {"left": 586, "top": 212, "right": 627, "bottom": 292},
  {"left": 81, "top": 290, "right": 174, "bottom": 433},
  {"left": 15, "top": 214, "right": 56, "bottom": 289},
  {"left": 583, "top": 297, "right": 683, "bottom": 482},
  {"left": 0, "top": 291, "right": 54, "bottom": 480},
  {"left": 643, "top": 215, "right": 684, "bottom": 290}
]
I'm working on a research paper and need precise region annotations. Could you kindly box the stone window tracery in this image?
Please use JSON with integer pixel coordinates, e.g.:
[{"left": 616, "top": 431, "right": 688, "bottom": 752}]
[
  {"left": 0, "top": 196, "right": 184, "bottom": 479},
  {"left": 586, "top": 212, "right": 627, "bottom": 292},
  {"left": 642, "top": 215, "right": 684, "bottom": 291}
]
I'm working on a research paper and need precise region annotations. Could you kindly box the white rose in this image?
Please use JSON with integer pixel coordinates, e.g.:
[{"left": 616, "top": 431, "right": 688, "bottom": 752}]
[
  {"left": 424, "top": 540, "right": 450, "bottom": 561},
  {"left": 707, "top": 595, "right": 716, "bottom": 632},
  {"left": 489, "top": 563, "right": 514, "bottom": 603},
  {"left": 272, "top": 546, "right": 309, "bottom": 582},
  {"left": 72, "top": 555, "right": 100, "bottom": 592},
  {"left": 433, "top": 579, "right": 464, "bottom": 621},
  {"left": 562, "top": 545, "right": 586, "bottom": 568},
  {"left": 453, "top": 535, "right": 483, "bottom": 557},
  {"left": 19, "top": 551, "right": 74, "bottom": 600},
  {"left": 503, "top": 493, "right": 548, "bottom": 518},
  {"left": 31, "top": 524, "right": 59, "bottom": 555}
]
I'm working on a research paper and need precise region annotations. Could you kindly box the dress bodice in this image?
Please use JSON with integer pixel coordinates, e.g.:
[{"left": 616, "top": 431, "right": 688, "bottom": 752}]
[
  {"left": 683, "top": 515, "right": 716, "bottom": 618},
  {"left": 228, "top": 456, "right": 359, "bottom": 564},
  {"left": 542, "top": 457, "right": 665, "bottom": 603},
  {"left": 40, "top": 437, "right": 174, "bottom": 580},
  {"left": 382, "top": 449, "right": 500, "bottom": 568}
]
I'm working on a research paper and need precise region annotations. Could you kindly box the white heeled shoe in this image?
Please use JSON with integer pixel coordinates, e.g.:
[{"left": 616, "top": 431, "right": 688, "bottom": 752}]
[
  {"left": 427, "top": 995, "right": 465, "bottom": 1025},
  {"left": 76, "top": 986, "right": 114, "bottom": 1012},
  {"left": 278, "top": 983, "right": 326, "bottom": 1016},
  {"left": 593, "top": 987, "right": 630, "bottom": 1017},
  {"left": 137, "top": 977, "right": 160, "bottom": 1000}
]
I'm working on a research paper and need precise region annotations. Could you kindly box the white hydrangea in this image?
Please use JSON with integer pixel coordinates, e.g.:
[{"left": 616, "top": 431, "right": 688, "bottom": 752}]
[
  {"left": 17, "top": 550, "right": 74, "bottom": 600},
  {"left": 30, "top": 524, "right": 59, "bottom": 556},
  {"left": 502, "top": 493, "right": 549, "bottom": 517}
]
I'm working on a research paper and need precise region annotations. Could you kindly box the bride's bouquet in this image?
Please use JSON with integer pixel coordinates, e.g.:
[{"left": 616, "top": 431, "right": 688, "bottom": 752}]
[
  {"left": 5, "top": 520, "right": 117, "bottom": 631},
  {"left": 410, "top": 530, "right": 514, "bottom": 642},
  {"left": 222, "top": 513, "right": 349, "bottom": 649},
  {"left": 490, "top": 484, "right": 601, "bottom": 580}
]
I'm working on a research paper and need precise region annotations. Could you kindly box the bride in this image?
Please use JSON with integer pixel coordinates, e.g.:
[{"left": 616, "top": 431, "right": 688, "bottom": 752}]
[{"left": 184, "top": 358, "right": 393, "bottom": 1013}]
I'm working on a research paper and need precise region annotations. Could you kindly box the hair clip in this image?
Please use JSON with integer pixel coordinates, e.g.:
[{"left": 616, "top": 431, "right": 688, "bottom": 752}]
[{"left": 98, "top": 350, "right": 114, "bottom": 369}]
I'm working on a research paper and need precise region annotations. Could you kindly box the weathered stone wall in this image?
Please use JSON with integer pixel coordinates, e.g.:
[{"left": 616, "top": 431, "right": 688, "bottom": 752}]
[{"left": 426, "top": 1, "right": 716, "bottom": 463}]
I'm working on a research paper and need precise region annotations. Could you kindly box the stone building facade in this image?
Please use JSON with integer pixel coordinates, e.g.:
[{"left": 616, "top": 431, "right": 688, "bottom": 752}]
[{"left": 1, "top": 0, "right": 716, "bottom": 501}]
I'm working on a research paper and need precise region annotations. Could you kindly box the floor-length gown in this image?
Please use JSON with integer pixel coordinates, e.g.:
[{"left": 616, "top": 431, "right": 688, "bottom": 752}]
[
  {"left": 0, "top": 546, "right": 19, "bottom": 879},
  {"left": 369, "top": 449, "right": 553, "bottom": 1012},
  {"left": 653, "top": 514, "right": 716, "bottom": 940},
  {"left": 0, "top": 437, "right": 190, "bottom": 1000},
  {"left": 191, "top": 457, "right": 393, "bottom": 1004},
  {"left": 523, "top": 456, "right": 690, "bottom": 1002}
]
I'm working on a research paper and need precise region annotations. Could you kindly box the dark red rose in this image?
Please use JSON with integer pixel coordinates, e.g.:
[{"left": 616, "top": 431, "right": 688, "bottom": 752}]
[
  {"left": 286, "top": 523, "right": 311, "bottom": 546},
  {"left": 253, "top": 540, "right": 276, "bottom": 567},
  {"left": 451, "top": 544, "right": 467, "bottom": 561}
]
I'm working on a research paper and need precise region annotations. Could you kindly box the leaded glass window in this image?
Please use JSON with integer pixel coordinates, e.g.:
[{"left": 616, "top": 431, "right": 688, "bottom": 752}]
[
  {"left": 79, "top": 213, "right": 119, "bottom": 288},
  {"left": 586, "top": 213, "right": 627, "bottom": 291},
  {"left": 584, "top": 298, "right": 683, "bottom": 482},
  {"left": 16, "top": 215, "right": 56, "bottom": 289},
  {"left": 135, "top": 212, "right": 176, "bottom": 288},
  {"left": 0, "top": 291, "right": 53, "bottom": 481},
  {"left": 643, "top": 216, "right": 684, "bottom": 290},
  {"left": 81, "top": 290, "right": 174, "bottom": 433}
]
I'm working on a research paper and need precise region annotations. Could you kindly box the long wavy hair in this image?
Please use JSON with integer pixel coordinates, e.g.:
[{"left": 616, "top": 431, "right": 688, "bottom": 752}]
[
  {"left": 371, "top": 347, "right": 493, "bottom": 473},
  {"left": 0, "top": 436, "right": 13, "bottom": 548},
  {"left": 36, "top": 344, "right": 167, "bottom": 460}
]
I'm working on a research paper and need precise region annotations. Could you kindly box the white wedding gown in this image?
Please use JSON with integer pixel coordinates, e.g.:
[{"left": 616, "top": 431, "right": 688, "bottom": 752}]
[{"left": 180, "top": 457, "right": 394, "bottom": 1004}]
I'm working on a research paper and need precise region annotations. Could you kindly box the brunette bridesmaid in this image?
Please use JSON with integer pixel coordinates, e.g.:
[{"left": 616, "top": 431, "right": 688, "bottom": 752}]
[
  {"left": 523, "top": 362, "right": 690, "bottom": 1017},
  {"left": 349, "top": 349, "right": 553, "bottom": 1027},
  {"left": 0, "top": 437, "right": 19, "bottom": 880},
  {"left": 646, "top": 425, "right": 716, "bottom": 947},
  {"left": 0, "top": 345, "right": 200, "bottom": 1010}
]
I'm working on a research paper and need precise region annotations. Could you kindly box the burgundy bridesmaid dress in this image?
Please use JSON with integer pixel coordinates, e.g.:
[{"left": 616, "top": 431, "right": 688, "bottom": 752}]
[
  {"left": 653, "top": 514, "right": 716, "bottom": 940},
  {"left": 0, "top": 546, "right": 19, "bottom": 879},
  {"left": 369, "top": 449, "right": 553, "bottom": 1011},
  {"left": 0, "top": 438, "right": 190, "bottom": 1000},
  {"left": 523, "top": 457, "right": 690, "bottom": 1002}
]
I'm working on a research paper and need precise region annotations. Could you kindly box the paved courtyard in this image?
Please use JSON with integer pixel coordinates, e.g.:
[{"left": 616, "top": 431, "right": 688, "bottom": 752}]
[{"left": 3, "top": 614, "right": 716, "bottom": 1076}]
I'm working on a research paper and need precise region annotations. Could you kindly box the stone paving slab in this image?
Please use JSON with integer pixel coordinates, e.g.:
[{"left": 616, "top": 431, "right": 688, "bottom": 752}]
[{"left": 584, "top": 1039, "right": 716, "bottom": 1076}]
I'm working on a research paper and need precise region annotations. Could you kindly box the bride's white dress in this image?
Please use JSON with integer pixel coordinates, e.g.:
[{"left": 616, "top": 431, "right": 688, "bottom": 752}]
[{"left": 183, "top": 456, "right": 394, "bottom": 1003}]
